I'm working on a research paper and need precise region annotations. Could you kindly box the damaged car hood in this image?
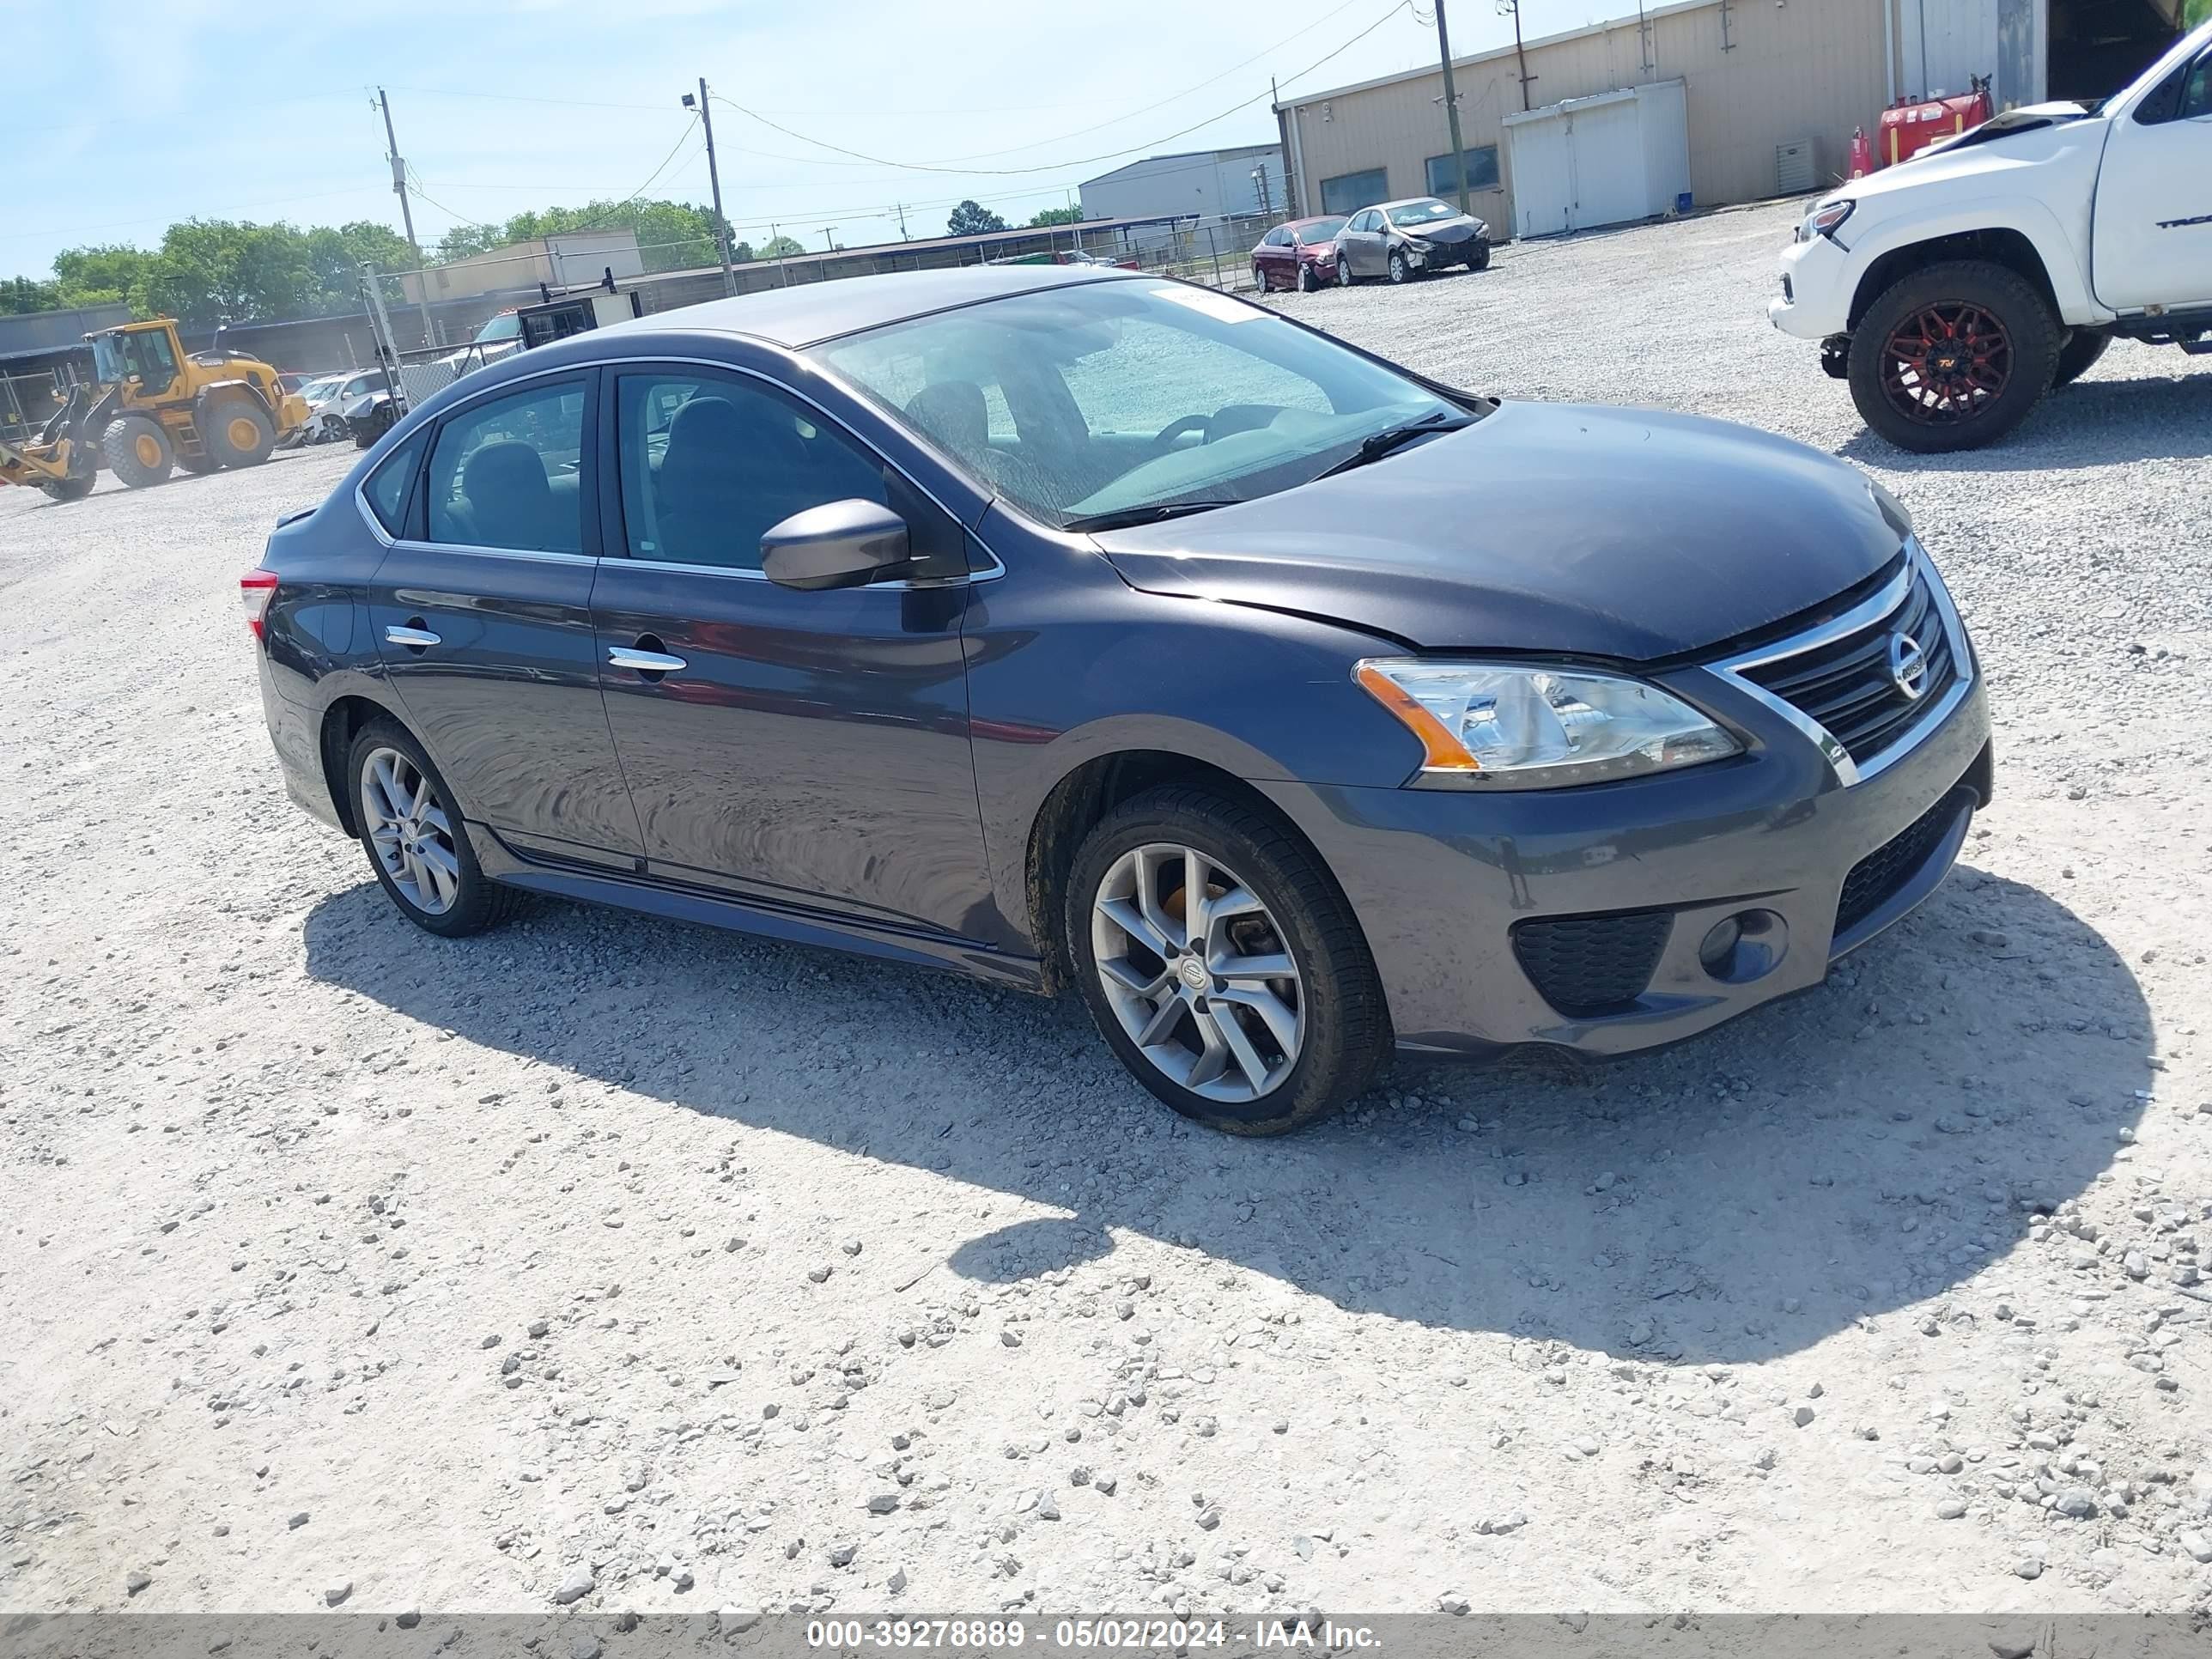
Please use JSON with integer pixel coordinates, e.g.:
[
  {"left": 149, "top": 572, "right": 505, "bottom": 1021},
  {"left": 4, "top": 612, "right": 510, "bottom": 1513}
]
[{"left": 1091, "top": 401, "right": 1905, "bottom": 662}]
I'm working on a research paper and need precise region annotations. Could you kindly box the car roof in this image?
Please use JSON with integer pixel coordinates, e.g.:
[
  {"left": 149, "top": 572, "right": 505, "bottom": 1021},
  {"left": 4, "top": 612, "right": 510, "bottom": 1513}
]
[
  {"left": 592, "top": 263, "right": 1128, "bottom": 350},
  {"left": 1376, "top": 197, "right": 1451, "bottom": 210},
  {"left": 1285, "top": 215, "right": 1343, "bottom": 227}
]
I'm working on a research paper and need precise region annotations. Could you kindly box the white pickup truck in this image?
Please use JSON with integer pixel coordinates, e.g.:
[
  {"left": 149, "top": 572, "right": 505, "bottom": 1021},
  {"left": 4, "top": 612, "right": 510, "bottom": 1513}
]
[{"left": 1770, "top": 18, "right": 2212, "bottom": 452}]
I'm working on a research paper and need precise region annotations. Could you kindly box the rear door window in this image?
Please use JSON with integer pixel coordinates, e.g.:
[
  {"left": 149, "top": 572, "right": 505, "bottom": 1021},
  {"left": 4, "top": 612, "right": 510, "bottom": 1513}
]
[
  {"left": 424, "top": 379, "right": 588, "bottom": 554},
  {"left": 362, "top": 428, "right": 428, "bottom": 536}
]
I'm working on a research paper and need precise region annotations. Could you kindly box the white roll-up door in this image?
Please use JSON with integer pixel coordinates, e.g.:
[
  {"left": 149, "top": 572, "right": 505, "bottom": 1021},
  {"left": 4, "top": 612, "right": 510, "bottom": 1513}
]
[{"left": 1505, "top": 81, "right": 1690, "bottom": 237}]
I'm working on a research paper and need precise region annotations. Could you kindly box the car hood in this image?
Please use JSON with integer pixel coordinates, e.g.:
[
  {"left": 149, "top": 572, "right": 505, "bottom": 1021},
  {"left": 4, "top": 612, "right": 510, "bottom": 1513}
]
[
  {"left": 1401, "top": 216, "right": 1486, "bottom": 243},
  {"left": 1091, "top": 401, "right": 1904, "bottom": 661}
]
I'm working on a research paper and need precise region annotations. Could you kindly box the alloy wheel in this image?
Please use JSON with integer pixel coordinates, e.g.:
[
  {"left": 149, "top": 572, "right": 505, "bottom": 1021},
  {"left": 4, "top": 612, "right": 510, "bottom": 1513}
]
[
  {"left": 1879, "top": 301, "right": 2014, "bottom": 426},
  {"left": 1090, "top": 842, "right": 1304, "bottom": 1103},
  {"left": 359, "top": 744, "right": 462, "bottom": 915}
]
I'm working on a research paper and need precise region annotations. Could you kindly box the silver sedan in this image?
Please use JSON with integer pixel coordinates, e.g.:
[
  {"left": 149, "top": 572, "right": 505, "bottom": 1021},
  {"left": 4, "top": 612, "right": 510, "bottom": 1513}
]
[{"left": 1334, "top": 197, "right": 1492, "bottom": 285}]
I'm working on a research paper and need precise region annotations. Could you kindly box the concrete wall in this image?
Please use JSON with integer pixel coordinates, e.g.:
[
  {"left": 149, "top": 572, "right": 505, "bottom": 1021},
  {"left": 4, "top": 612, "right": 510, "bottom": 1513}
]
[
  {"left": 1080, "top": 146, "right": 1289, "bottom": 222},
  {"left": 1284, "top": 0, "right": 1894, "bottom": 234}
]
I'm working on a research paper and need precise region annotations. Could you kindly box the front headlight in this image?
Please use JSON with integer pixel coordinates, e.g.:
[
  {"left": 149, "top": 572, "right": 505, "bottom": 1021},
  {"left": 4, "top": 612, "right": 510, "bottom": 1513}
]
[{"left": 1353, "top": 659, "right": 1741, "bottom": 788}]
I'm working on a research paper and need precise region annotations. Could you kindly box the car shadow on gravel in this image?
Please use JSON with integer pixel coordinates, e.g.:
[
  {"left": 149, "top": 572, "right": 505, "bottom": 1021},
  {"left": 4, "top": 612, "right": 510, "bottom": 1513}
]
[
  {"left": 1838, "top": 372, "right": 2212, "bottom": 471},
  {"left": 301, "top": 856, "right": 2149, "bottom": 1364}
]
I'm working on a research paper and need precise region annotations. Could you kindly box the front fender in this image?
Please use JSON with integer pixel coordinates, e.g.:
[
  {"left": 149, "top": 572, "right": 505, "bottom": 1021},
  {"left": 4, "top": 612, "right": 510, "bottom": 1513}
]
[{"left": 1840, "top": 193, "right": 2105, "bottom": 327}]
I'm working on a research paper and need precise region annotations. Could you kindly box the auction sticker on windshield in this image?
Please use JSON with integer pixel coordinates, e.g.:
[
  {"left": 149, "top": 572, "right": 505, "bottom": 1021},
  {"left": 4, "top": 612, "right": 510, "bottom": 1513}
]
[{"left": 1147, "top": 285, "right": 1261, "bottom": 323}]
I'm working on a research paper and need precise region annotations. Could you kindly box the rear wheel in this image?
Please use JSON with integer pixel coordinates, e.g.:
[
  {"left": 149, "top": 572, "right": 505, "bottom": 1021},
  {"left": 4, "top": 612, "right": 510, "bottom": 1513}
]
[
  {"left": 100, "top": 416, "right": 173, "bottom": 488},
  {"left": 1251, "top": 263, "right": 1268, "bottom": 291},
  {"left": 346, "top": 720, "right": 521, "bottom": 939},
  {"left": 204, "top": 399, "right": 275, "bottom": 468},
  {"left": 1846, "top": 259, "right": 2060, "bottom": 453},
  {"left": 2054, "top": 326, "right": 2112, "bottom": 387},
  {"left": 1065, "top": 787, "right": 1388, "bottom": 1135}
]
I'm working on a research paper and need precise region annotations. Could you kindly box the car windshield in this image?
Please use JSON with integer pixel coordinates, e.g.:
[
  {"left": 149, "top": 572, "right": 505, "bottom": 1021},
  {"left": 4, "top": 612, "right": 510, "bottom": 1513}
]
[
  {"left": 476, "top": 313, "right": 521, "bottom": 343},
  {"left": 302, "top": 375, "right": 345, "bottom": 402},
  {"left": 813, "top": 279, "right": 1468, "bottom": 528},
  {"left": 1295, "top": 217, "right": 1347, "bottom": 243},
  {"left": 1387, "top": 199, "right": 1461, "bottom": 228}
]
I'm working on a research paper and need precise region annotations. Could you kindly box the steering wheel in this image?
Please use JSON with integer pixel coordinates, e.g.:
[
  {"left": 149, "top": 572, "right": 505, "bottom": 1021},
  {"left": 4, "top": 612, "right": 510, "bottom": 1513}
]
[{"left": 1149, "top": 412, "right": 1214, "bottom": 452}]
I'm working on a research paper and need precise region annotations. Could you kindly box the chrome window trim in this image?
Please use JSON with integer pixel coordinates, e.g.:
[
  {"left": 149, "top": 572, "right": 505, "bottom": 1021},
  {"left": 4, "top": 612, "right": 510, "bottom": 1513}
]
[
  {"left": 1706, "top": 540, "right": 1973, "bottom": 789},
  {"left": 349, "top": 351, "right": 1006, "bottom": 586}
]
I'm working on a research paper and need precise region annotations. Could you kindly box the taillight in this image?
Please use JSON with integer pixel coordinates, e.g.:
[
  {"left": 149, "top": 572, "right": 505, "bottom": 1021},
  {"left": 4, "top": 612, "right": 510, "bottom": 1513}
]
[{"left": 240, "top": 568, "right": 277, "bottom": 641}]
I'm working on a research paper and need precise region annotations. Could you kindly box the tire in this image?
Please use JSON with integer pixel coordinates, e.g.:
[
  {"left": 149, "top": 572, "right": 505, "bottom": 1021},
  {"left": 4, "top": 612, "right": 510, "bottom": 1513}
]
[
  {"left": 39, "top": 473, "right": 95, "bottom": 502},
  {"left": 1064, "top": 786, "right": 1389, "bottom": 1135},
  {"left": 2054, "top": 326, "right": 2112, "bottom": 387},
  {"left": 345, "top": 720, "right": 524, "bottom": 939},
  {"left": 1336, "top": 255, "right": 1354, "bottom": 288},
  {"left": 1297, "top": 263, "right": 1320, "bottom": 293},
  {"left": 203, "top": 398, "right": 275, "bottom": 468},
  {"left": 100, "top": 416, "right": 173, "bottom": 488},
  {"left": 1845, "top": 259, "right": 2061, "bottom": 453},
  {"left": 1251, "top": 264, "right": 1268, "bottom": 292},
  {"left": 1387, "top": 248, "right": 1411, "bottom": 285},
  {"left": 1465, "top": 241, "right": 1491, "bottom": 271},
  {"left": 174, "top": 451, "right": 219, "bottom": 476}
]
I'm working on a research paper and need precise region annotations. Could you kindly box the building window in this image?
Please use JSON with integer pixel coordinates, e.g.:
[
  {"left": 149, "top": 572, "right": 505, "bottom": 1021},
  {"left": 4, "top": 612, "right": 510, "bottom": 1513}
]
[
  {"left": 1319, "top": 167, "right": 1389, "bottom": 216},
  {"left": 1423, "top": 145, "right": 1501, "bottom": 198}
]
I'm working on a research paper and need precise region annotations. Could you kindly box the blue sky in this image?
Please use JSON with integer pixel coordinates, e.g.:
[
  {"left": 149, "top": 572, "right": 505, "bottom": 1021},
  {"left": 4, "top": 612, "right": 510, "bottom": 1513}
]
[{"left": 9, "top": 0, "right": 1542, "bottom": 280}]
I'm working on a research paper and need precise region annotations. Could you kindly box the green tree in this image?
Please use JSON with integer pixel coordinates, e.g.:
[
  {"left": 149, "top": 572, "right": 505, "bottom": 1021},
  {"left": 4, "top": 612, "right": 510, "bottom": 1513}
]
[
  {"left": 428, "top": 198, "right": 733, "bottom": 275},
  {"left": 0, "top": 275, "right": 63, "bottom": 315},
  {"left": 946, "top": 199, "right": 1008, "bottom": 236},
  {"left": 304, "top": 222, "right": 414, "bottom": 297},
  {"left": 2187, "top": 0, "right": 2209, "bottom": 27},
  {"left": 758, "top": 234, "right": 805, "bottom": 258},
  {"left": 49, "top": 244, "right": 155, "bottom": 308},
  {"left": 727, "top": 240, "right": 756, "bottom": 264},
  {"left": 1028, "top": 205, "right": 1084, "bottom": 228}
]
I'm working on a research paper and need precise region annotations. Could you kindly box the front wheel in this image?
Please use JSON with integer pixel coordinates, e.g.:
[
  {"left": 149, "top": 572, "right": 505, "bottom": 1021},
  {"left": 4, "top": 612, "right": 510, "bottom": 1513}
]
[
  {"left": 2053, "top": 326, "right": 2112, "bottom": 387},
  {"left": 39, "top": 474, "right": 94, "bottom": 502},
  {"left": 1465, "top": 241, "right": 1491, "bottom": 271},
  {"left": 1387, "top": 248, "right": 1411, "bottom": 284},
  {"left": 1065, "top": 787, "right": 1388, "bottom": 1135},
  {"left": 100, "top": 416, "right": 173, "bottom": 488},
  {"left": 1846, "top": 258, "right": 2060, "bottom": 453},
  {"left": 1297, "top": 263, "right": 1320, "bottom": 293},
  {"left": 347, "top": 720, "right": 521, "bottom": 938}
]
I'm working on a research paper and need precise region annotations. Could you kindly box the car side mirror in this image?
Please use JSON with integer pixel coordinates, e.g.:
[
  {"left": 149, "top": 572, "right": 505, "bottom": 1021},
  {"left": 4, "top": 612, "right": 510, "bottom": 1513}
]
[{"left": 761, "top": 498, "right": 912, "bottom": 591}]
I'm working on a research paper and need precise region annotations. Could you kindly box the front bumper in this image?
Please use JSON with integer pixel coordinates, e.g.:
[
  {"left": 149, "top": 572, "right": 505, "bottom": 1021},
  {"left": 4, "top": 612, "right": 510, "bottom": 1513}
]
[
  {"left": 1259, "top": 628, "right": 1992, "bottom": 1059},
  {"left": 1770, "top": 232, "right": 1854, "bottom": 337}
]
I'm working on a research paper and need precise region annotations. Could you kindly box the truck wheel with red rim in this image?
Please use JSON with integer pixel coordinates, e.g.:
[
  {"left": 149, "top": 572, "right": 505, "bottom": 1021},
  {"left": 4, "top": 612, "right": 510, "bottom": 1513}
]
[{"left": 1846, "top": 259, "right": 2059, "bottom": 453}]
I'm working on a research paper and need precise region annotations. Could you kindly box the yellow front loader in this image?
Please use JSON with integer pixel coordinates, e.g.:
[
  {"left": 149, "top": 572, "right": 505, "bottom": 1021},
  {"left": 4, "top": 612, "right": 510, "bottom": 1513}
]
[{"left": 0, "top": 318, "right": 311, "bottom": 501}]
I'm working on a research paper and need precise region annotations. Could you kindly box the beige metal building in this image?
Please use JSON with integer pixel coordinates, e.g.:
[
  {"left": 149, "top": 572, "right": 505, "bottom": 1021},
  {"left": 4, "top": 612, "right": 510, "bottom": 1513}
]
[{"left": 1275, "top": 0, "right": 2188, "bottom": 238}]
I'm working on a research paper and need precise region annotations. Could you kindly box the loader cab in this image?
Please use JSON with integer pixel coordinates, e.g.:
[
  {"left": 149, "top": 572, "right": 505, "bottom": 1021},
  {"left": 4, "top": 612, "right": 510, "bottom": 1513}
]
[{"left": 91, "top": 325, "right": 182, "bottom": 399}]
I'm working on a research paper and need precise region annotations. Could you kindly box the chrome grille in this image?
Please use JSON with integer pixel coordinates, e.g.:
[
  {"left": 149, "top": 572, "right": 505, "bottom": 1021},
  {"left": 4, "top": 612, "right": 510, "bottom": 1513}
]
[{"left": 1713, "top": 544, "right": 1971, "bottom": 787}]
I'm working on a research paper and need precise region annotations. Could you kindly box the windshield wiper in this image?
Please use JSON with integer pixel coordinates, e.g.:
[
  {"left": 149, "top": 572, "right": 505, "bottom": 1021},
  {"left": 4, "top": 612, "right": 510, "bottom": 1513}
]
[
  {"left": 1063, "top": 499, "right": 1240, "bottom": 533},
  {"left": 1312, "top": 410, "right": 1473, "bottom": 479}
]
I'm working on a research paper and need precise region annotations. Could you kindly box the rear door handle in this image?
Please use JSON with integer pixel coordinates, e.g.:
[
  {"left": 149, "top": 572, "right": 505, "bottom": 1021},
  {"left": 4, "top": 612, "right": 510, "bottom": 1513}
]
[
  {"left": 384, "top": 623, "right": 441, "bottom": 648},
  {"left": 608, "top": 646, "right": 687, "bottom": 674}
]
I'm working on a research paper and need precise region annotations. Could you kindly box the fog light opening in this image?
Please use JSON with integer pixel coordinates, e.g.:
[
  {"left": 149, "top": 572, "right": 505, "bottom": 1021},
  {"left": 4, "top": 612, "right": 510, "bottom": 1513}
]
[{"left": 1699, "top": 909, "right": 1788, "bottom": 984}]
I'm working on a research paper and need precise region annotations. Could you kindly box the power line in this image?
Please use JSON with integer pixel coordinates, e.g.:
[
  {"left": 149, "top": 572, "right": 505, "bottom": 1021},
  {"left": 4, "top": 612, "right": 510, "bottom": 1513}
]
[{"left": 708, "top": 0, "right": 1413, "bottom": 178}]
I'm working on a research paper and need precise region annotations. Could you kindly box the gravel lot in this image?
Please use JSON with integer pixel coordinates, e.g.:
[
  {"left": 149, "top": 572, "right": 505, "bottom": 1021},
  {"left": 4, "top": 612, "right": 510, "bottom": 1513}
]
[{"left": 4, "top": 197, "right": 2210, "bottom": 1619}]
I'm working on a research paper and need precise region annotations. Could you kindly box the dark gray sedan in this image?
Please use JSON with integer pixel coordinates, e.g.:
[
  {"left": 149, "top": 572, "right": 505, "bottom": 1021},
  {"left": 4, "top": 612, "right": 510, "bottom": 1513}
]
[
  {"left": 246, "top": 264, "right": 1989, "bottom": 1134},
  {"left": 1334, "top": 197, "right": 1493, "bottom": 284}
]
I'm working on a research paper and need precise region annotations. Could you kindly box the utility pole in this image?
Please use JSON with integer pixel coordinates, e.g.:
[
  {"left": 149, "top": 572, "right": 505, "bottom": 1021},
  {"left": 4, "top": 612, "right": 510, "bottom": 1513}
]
[
  {"left": 894, "top": 204, "right": 909, "bottom": 240},
  {"left": 683, "top": 80, "right": 737, "bottom": 295},
  {"left": 376, "top": 88, "right": 436, "bottom": 349},
  {"left": 1435, "top": 2, "right": 1470, "bottom": 214},
  {"left": 1498, "top": 0, "right": 1535, "bottom": 112},
  {"left": 821, "top": 227, "right": 838, "bottom": 252}
]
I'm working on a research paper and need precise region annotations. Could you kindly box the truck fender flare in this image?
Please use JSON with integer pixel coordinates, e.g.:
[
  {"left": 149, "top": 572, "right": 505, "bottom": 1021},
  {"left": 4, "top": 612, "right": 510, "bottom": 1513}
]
[{"left": 1843, "top": 196, "right": 2107, "bottom": 329}]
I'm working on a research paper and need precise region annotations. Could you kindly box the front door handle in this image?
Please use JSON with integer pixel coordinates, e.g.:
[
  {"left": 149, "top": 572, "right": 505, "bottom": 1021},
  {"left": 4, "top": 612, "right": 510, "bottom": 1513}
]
[
  {"left": 608, "top": 645, "right": 687, "bottom": 674},
  {"left": 385, "top": 623, "right": 441, "bottom": 648}
]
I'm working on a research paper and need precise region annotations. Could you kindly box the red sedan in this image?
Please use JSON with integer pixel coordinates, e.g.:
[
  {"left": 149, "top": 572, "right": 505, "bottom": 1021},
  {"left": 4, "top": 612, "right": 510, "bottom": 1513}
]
[{"left": 1249, "top": 216, "right": 1348, "bottom": 294}]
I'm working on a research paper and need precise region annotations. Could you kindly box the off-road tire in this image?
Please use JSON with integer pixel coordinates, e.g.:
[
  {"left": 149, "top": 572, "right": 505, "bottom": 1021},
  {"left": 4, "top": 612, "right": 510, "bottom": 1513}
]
[
  {"left": 2054, "top": 326, "right": 2112, "bottom": 388},
  {"left": 1846, "top": 258, "right": 2061, "bottom": 453},
  {"left": 1064, "top": 786, "right": 1389, "bottom": 1135},
  {"left": 345, "top": 719, "right": 526, "bottom": 939},
  {"left": 174, "top": 451, "right": 219, "bottom": 476},
  {"left": 203, "top": 398, "right": 275, "bottom": 468},
  {"left": 39, "top": 474, "right": 95, "bottom": 502},
  {"left": 100, "top": 416, "right": 173, "bottom": 488}
]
